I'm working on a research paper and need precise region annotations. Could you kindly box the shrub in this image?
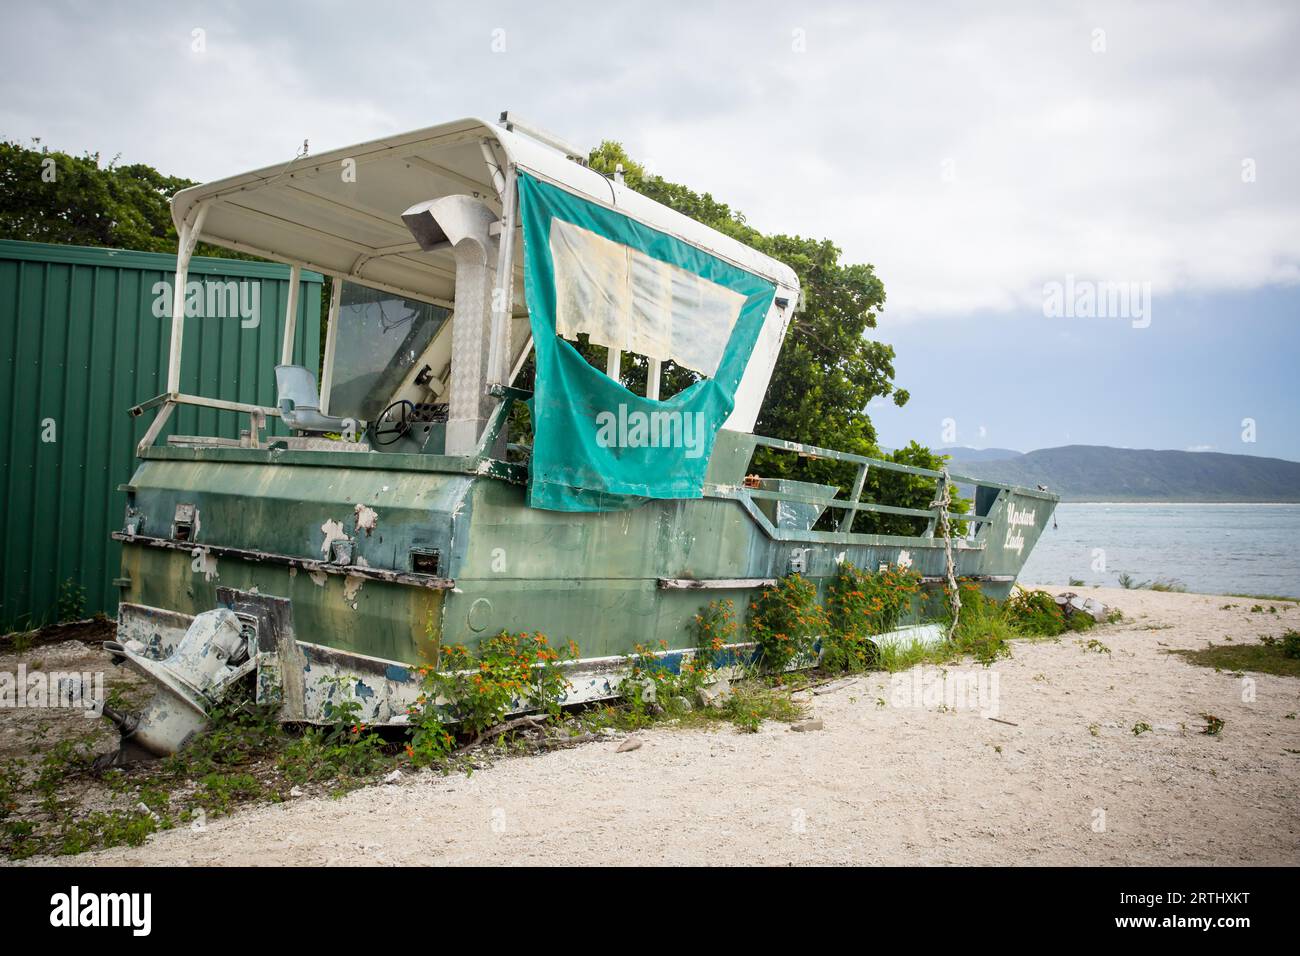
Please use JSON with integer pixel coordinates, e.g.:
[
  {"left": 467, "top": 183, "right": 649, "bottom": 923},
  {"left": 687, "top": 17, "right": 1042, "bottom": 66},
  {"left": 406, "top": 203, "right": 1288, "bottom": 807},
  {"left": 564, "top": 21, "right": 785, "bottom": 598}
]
[
  {"left": 823, "top": 562, "right": 922, "bottom": 672},
  {"left": 1283, "top": 630, "right": 1300, "bottom": 660},
  {"left": 1005, "top": 588, "right": 1066, "bottom": 636},
  {"left": 413, "top": 631, "right": 578, "bottom": 740},
  {"left": 748, "top": 574, "right": 827, "bottom": 673},
  {"left": 692, "top": 599, "right": 738, "bottom": 668}
]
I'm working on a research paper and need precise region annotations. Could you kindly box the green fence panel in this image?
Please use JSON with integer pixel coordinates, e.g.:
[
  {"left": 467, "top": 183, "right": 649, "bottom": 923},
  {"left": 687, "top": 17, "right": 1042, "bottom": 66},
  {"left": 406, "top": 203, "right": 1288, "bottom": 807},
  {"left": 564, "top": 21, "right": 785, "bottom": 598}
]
[{"left": 0, "top": 239, "right": 322, "bottom": 629}]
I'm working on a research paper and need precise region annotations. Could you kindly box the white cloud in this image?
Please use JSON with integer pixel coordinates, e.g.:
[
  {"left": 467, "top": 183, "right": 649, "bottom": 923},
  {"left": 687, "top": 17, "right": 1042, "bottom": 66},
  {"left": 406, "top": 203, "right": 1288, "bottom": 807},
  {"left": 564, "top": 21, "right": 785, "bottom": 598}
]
[{"left": 2, "top": 1, "right": 1297, "bottom": 319}]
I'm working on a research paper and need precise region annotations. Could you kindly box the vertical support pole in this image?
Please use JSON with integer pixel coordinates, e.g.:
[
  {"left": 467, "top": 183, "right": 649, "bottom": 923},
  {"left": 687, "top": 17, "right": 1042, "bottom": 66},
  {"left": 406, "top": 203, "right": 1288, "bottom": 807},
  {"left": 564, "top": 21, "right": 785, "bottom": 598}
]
[
  {"left": 280, "top": 264, "right": 302, "bottom": 367},
  {"left": 837, "top": 462, "right": 869, "bottom": 532},
  {"left": 646, "top": 359, "right": 662, "bottom": 400},
  {"left": 487, "top": 162, "right": 518, "bottom": 387},
  {"left": 606, "top": 348, "right": 621, "bottom": 383},
  {"left": 166, "top": 203, "right": 208, "bottom": 393},
  {"left": 319, "top": 277, "right": 344, "bottom": 414},
  {"left": 442, "top": 198, "right": 502, "bottom": 456}
]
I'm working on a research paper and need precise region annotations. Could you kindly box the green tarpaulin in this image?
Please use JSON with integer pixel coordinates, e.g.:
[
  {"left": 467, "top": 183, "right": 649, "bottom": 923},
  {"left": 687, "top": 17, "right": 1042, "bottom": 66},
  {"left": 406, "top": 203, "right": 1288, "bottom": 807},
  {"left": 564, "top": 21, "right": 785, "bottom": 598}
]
[{"left": 516, "top": 172, "right": 776, "bottom": 511}]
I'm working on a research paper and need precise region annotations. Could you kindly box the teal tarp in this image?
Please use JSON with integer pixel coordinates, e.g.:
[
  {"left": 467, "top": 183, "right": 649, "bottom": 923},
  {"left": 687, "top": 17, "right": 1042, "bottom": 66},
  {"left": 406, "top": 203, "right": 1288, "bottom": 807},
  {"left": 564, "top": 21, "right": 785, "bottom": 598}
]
[{"left": 517, "top": 172, "right": 776, "bottom": 511}]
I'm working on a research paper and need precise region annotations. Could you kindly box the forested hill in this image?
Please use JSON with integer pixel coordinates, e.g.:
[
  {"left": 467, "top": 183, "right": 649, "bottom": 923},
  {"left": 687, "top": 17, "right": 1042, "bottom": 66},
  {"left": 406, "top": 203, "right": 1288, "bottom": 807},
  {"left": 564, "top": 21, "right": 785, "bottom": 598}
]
[{"left": 947, "top": 445, "right": 1300, "bottom": 502}]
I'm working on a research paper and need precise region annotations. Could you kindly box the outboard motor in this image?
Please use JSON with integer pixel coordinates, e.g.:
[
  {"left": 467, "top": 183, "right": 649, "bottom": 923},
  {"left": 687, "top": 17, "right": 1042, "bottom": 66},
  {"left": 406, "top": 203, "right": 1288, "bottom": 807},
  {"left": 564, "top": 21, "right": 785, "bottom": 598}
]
[{"left": 100, "top": 608, "right": 254, "bottom": 763}]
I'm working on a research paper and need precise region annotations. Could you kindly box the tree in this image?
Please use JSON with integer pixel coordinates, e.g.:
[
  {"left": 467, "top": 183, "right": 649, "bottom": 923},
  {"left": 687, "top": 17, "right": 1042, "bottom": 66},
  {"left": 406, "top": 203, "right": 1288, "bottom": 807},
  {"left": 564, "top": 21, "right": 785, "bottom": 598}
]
[{"left": 0, "top": 138, "right": 252, "bottom": 259}]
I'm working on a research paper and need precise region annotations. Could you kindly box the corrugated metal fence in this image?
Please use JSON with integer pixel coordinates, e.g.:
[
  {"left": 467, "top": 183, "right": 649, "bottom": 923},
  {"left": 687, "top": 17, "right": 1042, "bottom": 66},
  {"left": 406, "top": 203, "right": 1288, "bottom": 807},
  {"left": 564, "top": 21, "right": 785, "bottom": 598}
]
[{"left": 0, "top": 239, "right": 322, "bottom": 630}]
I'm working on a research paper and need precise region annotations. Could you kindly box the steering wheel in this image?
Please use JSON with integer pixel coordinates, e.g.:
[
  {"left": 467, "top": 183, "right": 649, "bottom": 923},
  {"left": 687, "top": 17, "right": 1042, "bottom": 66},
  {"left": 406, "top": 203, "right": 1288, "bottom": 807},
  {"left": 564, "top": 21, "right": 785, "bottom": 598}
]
[{"left": 373, "top": 399, "right": 415, "bottom": 446}]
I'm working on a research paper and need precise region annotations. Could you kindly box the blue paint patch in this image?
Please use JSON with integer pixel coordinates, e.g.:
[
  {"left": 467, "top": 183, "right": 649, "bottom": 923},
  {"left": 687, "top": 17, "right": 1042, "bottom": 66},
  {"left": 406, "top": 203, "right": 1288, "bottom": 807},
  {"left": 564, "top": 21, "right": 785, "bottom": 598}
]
[
  {"left": 354, "top": 680, "right": 375, "bottom": 699},
  {"left": 385, "top": 664, "right": 410, "bottom": 682}
]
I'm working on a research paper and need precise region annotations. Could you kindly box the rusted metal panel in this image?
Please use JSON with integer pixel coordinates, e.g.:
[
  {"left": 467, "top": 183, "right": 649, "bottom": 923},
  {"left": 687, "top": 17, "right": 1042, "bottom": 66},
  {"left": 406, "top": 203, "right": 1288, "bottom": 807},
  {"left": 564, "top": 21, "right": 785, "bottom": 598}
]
[{"left": 0, "top": 239, "right": 321, "bottom": 629}]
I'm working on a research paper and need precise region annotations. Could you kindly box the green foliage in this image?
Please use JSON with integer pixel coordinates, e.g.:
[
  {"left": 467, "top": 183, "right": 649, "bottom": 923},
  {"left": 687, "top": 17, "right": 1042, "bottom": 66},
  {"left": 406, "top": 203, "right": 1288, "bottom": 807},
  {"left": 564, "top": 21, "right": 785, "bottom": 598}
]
[
  {"left": 618, "top": 640, "right": 715, "bottom": 726},
  {"left": 1283, "top": 630, "right": 1300, "bottom": 660},
  {"left": 947, "top": 582, "right": 1016, "bottom": 664},
  {"left": 56, "top": 809, "right": 160, "bottom": 856},
  {"left": 747, "top": 574, "right": 827, "bottom": 672},
  {"left": 718, "top": 683, "right": 805, "bottom": 733},
  {"left": 1118, "top": 573, "right": 1186, "bottom": 592},
  {"left": 0, "top": 138, "right": 252, "bottom": 259},
  {"left": 692, "top": 599, "right": 739, "bottom": 667},
  {"left": 1005, "top": 588, "right": 1067, "bottom": 636},
  {"left": 55, "top": 579, "right": 86, "bottom": 623},
  {"left": 415, "top": 631, "right": 579, "bottom": 738},
  {"left": 1169, "top": 638, "right": 1300, "bottom": 679},
  {"left": 823, "top": 562, "right": 922, "bottom": 671}
]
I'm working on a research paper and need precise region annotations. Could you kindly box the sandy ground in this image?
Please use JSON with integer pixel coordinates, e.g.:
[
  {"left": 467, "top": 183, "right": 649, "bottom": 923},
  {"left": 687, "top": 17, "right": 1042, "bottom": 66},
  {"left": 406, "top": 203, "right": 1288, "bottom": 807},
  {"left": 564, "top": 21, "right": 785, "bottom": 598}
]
[{"left": 16, "top": 587, "right": 1300, "bottom": 866}]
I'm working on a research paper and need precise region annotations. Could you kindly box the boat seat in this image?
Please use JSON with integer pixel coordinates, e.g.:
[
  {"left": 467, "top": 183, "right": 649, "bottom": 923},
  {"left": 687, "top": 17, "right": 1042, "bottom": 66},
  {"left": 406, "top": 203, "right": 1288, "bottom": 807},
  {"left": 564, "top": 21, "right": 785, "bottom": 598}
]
[{"left": 275, "top": 364, "right": 350, "bottom": 434}]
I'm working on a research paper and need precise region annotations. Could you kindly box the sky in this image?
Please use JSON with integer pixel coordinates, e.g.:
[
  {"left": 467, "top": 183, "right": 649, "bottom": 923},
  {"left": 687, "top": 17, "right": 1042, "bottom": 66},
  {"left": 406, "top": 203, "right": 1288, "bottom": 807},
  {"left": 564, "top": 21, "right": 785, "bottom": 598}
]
[{"left": 2, "top": 0, "right": 1297, "bottom": 460}]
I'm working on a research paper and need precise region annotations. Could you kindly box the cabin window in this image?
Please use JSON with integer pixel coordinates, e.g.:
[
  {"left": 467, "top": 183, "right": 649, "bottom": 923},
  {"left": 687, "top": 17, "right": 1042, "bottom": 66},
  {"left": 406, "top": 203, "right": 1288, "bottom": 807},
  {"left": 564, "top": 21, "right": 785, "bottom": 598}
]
[
  {"left": 549, "top": 219, "right": 746, "bottom": 385},
  {"left": 327, "top": 282, "right": 449, "bottom": 423}
]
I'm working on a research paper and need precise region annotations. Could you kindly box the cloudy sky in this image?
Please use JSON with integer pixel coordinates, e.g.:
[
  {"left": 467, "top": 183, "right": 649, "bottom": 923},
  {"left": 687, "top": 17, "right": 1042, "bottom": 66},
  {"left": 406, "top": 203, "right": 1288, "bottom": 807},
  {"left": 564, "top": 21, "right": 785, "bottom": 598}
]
[{"left": 3, "top": 0, "right": 1297, "bottom": 459}]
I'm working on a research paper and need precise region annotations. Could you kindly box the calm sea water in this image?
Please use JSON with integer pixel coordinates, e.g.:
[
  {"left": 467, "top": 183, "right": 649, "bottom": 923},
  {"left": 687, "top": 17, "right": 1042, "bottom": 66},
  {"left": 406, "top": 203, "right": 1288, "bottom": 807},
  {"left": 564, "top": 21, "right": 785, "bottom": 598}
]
[{"left": 1019, "top": 503, "right": 1300, "bottom": 599}]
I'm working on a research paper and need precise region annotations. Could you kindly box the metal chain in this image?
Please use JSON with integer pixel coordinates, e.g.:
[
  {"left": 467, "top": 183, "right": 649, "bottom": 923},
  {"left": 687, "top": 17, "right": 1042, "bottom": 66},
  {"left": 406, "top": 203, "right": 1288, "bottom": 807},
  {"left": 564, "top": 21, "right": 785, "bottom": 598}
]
[{"left": 931, "top": 468, "right": 960, "bottom": 641}]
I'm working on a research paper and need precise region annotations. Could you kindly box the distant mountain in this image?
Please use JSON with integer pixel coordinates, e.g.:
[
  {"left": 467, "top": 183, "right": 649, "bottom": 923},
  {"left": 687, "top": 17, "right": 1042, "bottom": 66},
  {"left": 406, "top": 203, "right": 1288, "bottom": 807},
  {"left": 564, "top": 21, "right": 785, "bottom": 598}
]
[
  {"left": 940, "top": 446, "right": 1024, "bottom": 463},
  {"left": 951, "top": 445, "right": 1300, "bottom": 502}
]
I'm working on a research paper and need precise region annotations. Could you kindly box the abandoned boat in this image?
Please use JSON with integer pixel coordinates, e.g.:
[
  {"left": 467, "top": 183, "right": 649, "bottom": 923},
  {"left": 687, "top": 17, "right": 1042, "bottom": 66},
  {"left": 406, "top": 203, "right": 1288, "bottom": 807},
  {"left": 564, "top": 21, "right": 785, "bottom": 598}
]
[{"left": 107, "top": 113, "right": 1057, "bottom": 754}]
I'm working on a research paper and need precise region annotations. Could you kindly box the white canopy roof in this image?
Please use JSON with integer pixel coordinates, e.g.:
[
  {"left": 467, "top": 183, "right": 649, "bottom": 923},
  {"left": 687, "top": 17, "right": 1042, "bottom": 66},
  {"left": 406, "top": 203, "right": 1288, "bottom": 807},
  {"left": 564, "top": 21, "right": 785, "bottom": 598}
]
[
  {"left": 171, "top": 116, "right": 800, "bottom": 432},
  {"left": 171, "top": 117, "right": 799, "bottom": 308}
]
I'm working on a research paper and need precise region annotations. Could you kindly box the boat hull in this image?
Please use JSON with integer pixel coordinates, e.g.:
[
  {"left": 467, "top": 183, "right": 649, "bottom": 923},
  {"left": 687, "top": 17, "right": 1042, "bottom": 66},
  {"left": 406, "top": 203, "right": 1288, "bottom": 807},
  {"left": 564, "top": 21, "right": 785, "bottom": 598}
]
[{"left": 113, "top": 437, "right": 1057, "bottom": 723}]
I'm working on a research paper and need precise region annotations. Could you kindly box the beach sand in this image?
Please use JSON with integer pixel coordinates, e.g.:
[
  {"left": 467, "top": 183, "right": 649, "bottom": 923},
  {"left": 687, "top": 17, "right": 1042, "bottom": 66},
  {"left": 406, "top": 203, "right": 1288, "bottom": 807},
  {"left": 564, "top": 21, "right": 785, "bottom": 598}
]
[{"left": 18, "top": 587, "right": 1300, "bottom": 866}]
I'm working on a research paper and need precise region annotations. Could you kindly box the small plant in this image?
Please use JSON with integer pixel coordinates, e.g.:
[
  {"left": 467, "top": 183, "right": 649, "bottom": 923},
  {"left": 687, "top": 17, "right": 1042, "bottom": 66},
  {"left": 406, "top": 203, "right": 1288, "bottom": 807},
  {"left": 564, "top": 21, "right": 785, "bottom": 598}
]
[
  {"left": 1282, "top": 630, "right": 1300, "bottom": 660},
  {"left": 1131, "top": 721, "right": 1152, "bottom": 736},
  {"left": 948, "top": 581, "right": 1015, "bottom": 663},
  {"left": 1081, "top": 638, "right": 1111, "bottom": 655},
  {"left": 692, "top": 599, "right": 738, "bottom": 668},
  {"left": 618, "top": 640, "right": 713, "bottom": 724},
  {"left": 1068, "top": 577, "right": 1085, "bottom": 587},
  {"left": 1200, "top": 714, "right": 1225, "bottom": 737},
  {"left": 748, "top": 574, "right": 827, "bottom": 673},
  {"left": 1005, "top": 588, "right": 1066, "bottom": 636},
  {"left": 55, "top": 579, "right": 86, "bottom": 624}
]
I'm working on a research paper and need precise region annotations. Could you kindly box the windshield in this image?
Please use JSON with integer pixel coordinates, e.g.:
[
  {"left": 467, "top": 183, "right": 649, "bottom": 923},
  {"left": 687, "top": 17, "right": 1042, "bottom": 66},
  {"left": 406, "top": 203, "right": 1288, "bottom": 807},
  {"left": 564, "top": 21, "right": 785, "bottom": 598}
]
[{"left": 327, "top": 282, "right": 449, "bottom": 422}]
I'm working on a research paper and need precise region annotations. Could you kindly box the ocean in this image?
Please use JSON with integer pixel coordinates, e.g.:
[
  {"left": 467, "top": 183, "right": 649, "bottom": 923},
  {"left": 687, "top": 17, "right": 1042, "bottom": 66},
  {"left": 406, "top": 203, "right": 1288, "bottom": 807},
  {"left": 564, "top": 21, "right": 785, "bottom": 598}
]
[{"left": 1018, "top": 502, "right": 1300, "bottom": 599}]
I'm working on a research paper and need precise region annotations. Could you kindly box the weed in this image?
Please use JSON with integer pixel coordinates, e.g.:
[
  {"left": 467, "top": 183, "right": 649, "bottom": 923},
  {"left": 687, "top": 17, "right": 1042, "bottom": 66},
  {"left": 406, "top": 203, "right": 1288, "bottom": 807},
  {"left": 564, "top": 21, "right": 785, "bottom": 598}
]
[
  {"left": 417, "top": 631, "right": 578, "bottom": 739},
  {"left": 748, "top": 574, "right": 826, "bottom": 673},
  {"left": 1168, "top": 638, "right": 1300, "bottom": 679},
  {"left": 692, "top": 599, "right": 738, "bottom": 667},
  {"left": 1131, "top": 721, "right": 1152, "bottom": 736},
  {"left": 55, "top": 578, "right": 86, "bottom": 624},
  {"left": 1200, "top": 714, "right": 1225, "bottom": 737},
  {"left": 1005, "top": 588, "right": 1066, "bottom": 636}
]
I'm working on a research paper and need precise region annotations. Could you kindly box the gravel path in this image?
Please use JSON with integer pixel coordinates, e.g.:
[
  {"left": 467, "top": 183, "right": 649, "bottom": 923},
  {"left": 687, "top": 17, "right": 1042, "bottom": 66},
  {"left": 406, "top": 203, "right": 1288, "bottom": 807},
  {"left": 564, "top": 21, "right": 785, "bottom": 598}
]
[{"left": 25, "top": 588, "right": 1300, "bottom": 866}]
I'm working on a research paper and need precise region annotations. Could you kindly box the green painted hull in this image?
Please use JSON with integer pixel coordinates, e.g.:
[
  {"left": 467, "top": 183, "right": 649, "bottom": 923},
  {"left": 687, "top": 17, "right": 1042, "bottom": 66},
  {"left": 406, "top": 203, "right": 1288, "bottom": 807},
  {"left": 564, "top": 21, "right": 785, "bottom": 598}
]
[{"left": 114, "top": 431, "right": 1057, "bottom": 720}]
